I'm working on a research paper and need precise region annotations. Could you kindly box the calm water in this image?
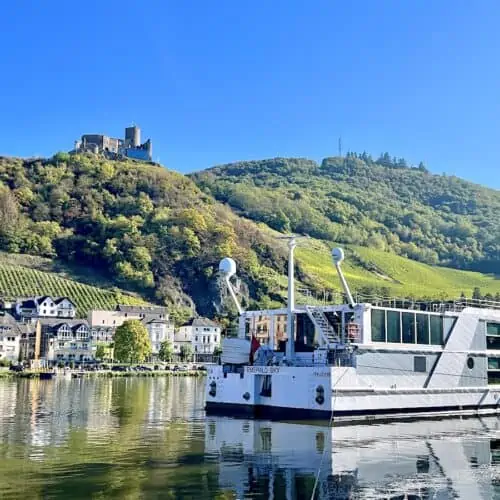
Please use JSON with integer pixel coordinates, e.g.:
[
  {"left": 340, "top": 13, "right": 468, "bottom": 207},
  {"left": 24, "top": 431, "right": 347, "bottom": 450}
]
[{"left": 0, "top": 378, "right": 499, "bottom": 500}]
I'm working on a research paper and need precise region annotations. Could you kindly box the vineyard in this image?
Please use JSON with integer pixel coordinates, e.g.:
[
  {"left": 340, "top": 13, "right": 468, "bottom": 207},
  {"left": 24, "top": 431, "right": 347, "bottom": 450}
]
[
  {"left": 295, "top": 239, "right": 500, "bottom": 299},
  {"left": 0, "top": 263, "right": 148, "bottom": 317}
]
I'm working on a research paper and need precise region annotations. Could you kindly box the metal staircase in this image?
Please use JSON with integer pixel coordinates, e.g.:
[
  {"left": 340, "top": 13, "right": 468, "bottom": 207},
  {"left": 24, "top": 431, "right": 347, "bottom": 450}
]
[{"left": 305, "top": 306, "right": 339, "bottom": 347}]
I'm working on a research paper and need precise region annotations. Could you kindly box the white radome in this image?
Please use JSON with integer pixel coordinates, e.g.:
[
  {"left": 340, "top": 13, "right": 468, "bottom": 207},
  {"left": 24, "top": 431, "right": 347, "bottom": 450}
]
[
  {"left": 219, "top": 257, "right": 237, "bottom": 277},
  {"left": 332, "top": 247, "right": 345, "bottom": 264}
]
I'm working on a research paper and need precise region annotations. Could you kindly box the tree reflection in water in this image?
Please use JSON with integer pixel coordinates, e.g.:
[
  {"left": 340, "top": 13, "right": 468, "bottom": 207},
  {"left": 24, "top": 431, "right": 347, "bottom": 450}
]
[{"left": 0, "top": 379, "right": 499, "bottom": 499}]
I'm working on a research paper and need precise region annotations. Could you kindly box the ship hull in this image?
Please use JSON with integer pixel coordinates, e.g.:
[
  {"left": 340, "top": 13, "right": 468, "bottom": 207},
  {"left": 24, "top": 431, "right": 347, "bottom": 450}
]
[{"left": 205, "top": 365, "right": 500, "bottom": 423}]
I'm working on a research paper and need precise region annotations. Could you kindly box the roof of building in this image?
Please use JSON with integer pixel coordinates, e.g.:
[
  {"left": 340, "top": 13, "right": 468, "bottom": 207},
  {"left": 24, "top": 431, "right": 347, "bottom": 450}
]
[
  {"left": 54, "top": 297, "right": 76, "bottom": 306},
  {"left": 17, "top": 323, "right": 35, "bottom": 335},
  {"left": 17, "top": 296, "right": 75, "bottom": 309},
  {"left": 117, "top": 305, "right": 168, "bottom": 314},
  {"left": 181, "top": 317, "right": 220, "bottom": 328},
  {"left": 144, "top": 318, "right": 171, "bottom": 325},
  {"left": 18, "top": 299, "right": 36, "bottom": 309},
  {"left": 38, "top": 318, "right": 89, "bottom": 328},
  {"left": 0, "top": 312, "right": 22, "bottom": 334}
]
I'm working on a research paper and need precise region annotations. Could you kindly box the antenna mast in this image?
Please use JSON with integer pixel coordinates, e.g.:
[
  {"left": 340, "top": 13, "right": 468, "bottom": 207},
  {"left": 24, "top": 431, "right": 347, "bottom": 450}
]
[
  {"left": 338, "top": 136, "right": 342, "bottom": 157},
  {"left": 218, "top": 258, "right": 243, "bottom": 315},
  {"left": 277, "top": 234, "right": 302, "bottom": 361},
  {"left": 332, "top": 248, "right": 356, "bottom": 308}
]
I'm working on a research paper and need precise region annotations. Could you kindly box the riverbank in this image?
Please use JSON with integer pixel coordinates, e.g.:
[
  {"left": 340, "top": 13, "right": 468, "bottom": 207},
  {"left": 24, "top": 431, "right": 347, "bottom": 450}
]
[{"left": 0, "top": 370, "right": 207, "bottom": 379}]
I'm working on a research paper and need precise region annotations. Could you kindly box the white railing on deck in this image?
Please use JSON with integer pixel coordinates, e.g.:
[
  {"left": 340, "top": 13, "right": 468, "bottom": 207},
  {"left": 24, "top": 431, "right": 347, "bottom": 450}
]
[{"left": 296, "top": 288, "right": 500, "bottom": 312}]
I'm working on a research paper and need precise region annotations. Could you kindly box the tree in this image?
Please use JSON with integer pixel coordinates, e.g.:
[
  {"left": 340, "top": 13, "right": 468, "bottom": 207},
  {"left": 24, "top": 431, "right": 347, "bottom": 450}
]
[
  {"left": 472, "top": 287, "right": 482, "bottom": 300},
  {"left": 180, "top": 343, "right": 193, "bottom": 362},
  {"left": 113, "top": 320, "right": 152, "bottom": 363},
  {"left": 213, "top": 345, "right": 222, "bottom": 357},
  {"left": 95, "top": 344, "right": 106, "bottom": 361},
  {"left": 158, "top": 340, "right": 174, "bottom": 362},
  {"left": 0, "top": 186, "right": 20, "bottom": 241}
]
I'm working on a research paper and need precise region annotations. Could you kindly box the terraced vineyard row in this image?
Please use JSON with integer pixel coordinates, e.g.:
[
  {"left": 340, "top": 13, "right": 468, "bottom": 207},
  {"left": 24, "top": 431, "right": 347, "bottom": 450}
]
[{"left": 0, "top": 264, "right": 147, "bottom": 316}]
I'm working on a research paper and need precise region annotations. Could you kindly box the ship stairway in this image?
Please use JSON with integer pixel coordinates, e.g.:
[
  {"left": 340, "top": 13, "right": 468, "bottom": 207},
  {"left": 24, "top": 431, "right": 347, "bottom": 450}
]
[{"left": 305, "top": 306, "right": 339, "bottom": 347}]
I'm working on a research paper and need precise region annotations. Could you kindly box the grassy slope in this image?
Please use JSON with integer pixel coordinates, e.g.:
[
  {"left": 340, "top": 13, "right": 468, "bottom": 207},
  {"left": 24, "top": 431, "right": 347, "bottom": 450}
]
[
  {"left": 0, "top": 253, "right": 147, "bottom": 317},
  {"left": 296, "top": 239, "right": 499, "bottom": 299}
]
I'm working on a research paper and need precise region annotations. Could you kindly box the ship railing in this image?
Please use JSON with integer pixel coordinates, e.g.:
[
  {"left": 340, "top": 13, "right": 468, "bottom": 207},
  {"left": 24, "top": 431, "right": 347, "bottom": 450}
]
[
  {"left": 354, "top": 294, "right": 500, "bottom": 312},
  {"left": 296, "top": 287, "right": 500, "bottom": 312}
]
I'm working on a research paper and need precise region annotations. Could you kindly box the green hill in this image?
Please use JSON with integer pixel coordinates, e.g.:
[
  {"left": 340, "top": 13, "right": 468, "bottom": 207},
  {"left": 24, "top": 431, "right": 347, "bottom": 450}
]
[
  {"left": 192, "top": 155, "right": 500, "bottom": 274},
  {"left": 0, "top": 152, "right": 497, "bottom": 319},
  {"left": 0, "top": 154, "right": 287, "bottom": 318},
  {"left": 295, "top": 239, "right": 499, "bottom": 300}
]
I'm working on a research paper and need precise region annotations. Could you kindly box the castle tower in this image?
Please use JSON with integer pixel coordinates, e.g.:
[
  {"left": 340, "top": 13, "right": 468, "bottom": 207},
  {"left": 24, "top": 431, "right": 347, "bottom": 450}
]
[{"left": 125, "top": 126, "right": 141, "bottom": 147}]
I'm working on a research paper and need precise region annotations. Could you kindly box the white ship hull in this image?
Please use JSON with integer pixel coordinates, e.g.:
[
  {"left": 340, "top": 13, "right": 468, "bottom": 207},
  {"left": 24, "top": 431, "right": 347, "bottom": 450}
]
[{"left": 206, "top": 365, "right": 500, "bottom": 422}]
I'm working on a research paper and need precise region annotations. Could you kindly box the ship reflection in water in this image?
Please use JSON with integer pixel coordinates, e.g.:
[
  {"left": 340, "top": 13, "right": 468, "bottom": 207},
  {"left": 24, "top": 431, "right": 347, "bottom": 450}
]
[
  {"left": 0, "top": 378, "right": 499, "bottom": 499},
  {"left": 205, "top": 416, "right": 500, "bottom": 499}
]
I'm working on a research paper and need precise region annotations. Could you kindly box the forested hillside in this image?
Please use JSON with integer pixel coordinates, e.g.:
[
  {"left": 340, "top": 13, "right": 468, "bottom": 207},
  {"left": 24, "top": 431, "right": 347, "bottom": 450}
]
[
  {"left": 0, "top": 153, "right": 497, "bottom": 320},
  {"left": 0, "top": 154, "right": 287, "bottom": 319},
  {"left": 192, "top": 154, "right": 500, "bottom": 274}
]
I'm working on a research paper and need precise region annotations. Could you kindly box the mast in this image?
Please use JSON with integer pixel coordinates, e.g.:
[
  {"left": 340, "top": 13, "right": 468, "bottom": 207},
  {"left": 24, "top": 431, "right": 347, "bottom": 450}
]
[
  {"left": 219, "top": 257, "right": 243, "bottom": 315},
  {"left": 286, "top": 236, "right": 296, "bottom": 361},
  {"left": 332, "top": 248, "right": 355, "bottom": 307}
]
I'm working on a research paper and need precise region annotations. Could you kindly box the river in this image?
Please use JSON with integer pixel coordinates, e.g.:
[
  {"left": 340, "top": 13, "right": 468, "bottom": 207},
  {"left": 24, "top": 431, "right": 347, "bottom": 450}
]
[{"left": 0, "top": 377, "right": 499, "bottom": 499}]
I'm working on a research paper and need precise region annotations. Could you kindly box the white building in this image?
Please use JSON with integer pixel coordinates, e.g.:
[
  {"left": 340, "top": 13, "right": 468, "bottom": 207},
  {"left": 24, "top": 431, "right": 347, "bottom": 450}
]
[
  {"left": 88, "top": 305, "right": 174, "bottom": 358},
  {"left": 174, "top": 318, "right": 221, "bottom": 359},
  {"left": 41, "top": 319, "right": 93, "bottom": 364},
  {"left": 146, "top": 319, "right": 174, "bottom": 356},
  {"left": 0, "top": 312, "right": 21, "bottom": 363},
  {"left": 15, "top": 296, "right": 76, "bottom": 320}
]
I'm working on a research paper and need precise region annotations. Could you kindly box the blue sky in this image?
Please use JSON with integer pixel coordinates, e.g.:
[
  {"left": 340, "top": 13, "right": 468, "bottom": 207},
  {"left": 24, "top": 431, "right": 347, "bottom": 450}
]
[{"left": 1, "top": 0, "right": 499, "bottom": 188}]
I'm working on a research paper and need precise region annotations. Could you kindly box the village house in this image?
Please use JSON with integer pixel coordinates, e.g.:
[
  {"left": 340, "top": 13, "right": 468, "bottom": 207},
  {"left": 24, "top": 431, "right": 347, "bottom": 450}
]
[
  {"left": 14, "top": 296, "right": 77, "bottom": 320},
  {"left": 174, "top": 318, "right": 221, "bottom": 361},
  {"left": 88, "top": 305, "right": 174, "bottom": 359},
  {"left": 40, "top": 319, "right": 93, "bottom": 364},
  {"left": 0, "top": 312, "right": 22, "bottom": 363}
]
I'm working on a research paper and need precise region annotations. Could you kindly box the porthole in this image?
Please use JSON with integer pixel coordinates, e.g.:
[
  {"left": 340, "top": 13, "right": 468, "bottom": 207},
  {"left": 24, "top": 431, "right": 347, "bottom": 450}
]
[
  {"left": 467, "top": 357, "right": 474, "bottom": 370},
  {"left": 315, "top": 385, "right": 325, "bottom": 405},
  {"left": 209, "top": 381, "right": 216, "bottom": 397},
  {"left": 243, "top": 392, "right": 250, "bottom": 401}
]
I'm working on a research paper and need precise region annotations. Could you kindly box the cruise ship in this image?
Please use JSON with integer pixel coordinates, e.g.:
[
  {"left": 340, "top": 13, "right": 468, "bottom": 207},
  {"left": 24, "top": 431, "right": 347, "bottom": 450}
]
[{"left": 205, "top": 237, "right": 500, "bottom": 421}]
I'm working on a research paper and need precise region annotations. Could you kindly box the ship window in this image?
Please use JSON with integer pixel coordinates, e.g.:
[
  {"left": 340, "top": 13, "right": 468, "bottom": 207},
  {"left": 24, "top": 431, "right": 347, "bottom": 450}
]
[
  {"left": 416, "top": 314, "right": 429, "bottom": 345},
  {"left": 260, "top": 375, "right": 272, "bottom": 397},
  {"left": 487, "top": 336, "right": 500, "bottom": 350},
  {"left": 387, "top": 311, "right": 401, "bottom": 343},
  {"left": 414, "top": 356, "right": 427, "bottom": 372},
  {"left": 371, "top": 309, "right": 385, "bottom": 342},
  {"left": 487, "top": 323, "right": 500, "bottom": 337},
  {"left": 430, "top": 316, "right": 444, "bottom": 345},
  {"left": 488, "top": 358, "right": 500, "bottom": 369},
  {"left": 402, "top": 312, "right": 415, "bottom": 344}
]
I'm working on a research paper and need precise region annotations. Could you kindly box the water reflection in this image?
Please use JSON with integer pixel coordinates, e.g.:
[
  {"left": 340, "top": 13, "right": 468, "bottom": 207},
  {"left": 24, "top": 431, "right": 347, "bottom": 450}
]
[
  {"left": 206, "top": 416, "right": 500, "bottom": 499},
  {"left": 0, "top": 378, "right": 499, "bottom": 499}
]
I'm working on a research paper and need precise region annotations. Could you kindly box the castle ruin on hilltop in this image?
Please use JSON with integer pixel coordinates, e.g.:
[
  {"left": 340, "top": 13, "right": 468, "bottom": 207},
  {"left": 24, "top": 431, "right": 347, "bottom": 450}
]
[{"left": 72, "top": 125, "right": 152, "bottom": 161}]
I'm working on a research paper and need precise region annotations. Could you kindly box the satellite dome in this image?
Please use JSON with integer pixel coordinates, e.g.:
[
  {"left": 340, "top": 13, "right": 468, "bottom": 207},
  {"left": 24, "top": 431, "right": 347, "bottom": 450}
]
[
  {"left": 332, "top": 247, "right": 345, "bottom": 264},
  {"left": 219, "top": 257, "right": 237, "bottom": 277}
]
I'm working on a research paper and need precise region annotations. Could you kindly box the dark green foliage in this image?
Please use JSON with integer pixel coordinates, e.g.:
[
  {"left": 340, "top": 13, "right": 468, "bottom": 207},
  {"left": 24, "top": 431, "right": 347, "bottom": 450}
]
[
  {"left": 0, "top": 154, "right": 286, "bottom": 316},
  {"left": 158, "top": 340, "right": 174, "bottom": 362},
  {"left": 192, "top": 155, "right": 500, "bottom": 274},
  {"left": 180, "top": 343, "right": 193, "bottom": 361}
]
